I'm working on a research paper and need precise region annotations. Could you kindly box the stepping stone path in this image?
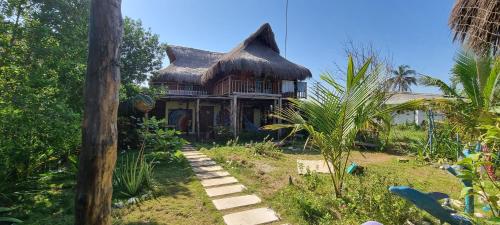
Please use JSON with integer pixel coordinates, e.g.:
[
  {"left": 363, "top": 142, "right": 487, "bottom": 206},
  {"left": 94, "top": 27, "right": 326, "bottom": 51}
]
[{"left": 181, "top": 144, "right": 281, "bottom": 225}]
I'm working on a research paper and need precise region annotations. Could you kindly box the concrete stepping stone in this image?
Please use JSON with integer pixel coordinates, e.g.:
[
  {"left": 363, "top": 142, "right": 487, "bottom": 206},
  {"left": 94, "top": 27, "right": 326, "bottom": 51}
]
[
  {"left": 193, "top": 165, "right": 224, "bottom": 173},
  {"left": 183, "top": 152, "right": 203, "bottom": 156},
  {"left": 201, "top": 176, "right": 238, "bottom": 187},
  {"left": 187, "top": 157, "right": 213, "bottom": 162},
  {"left": 223, "top": 207, "right": 279, "bottom": 225},
  {"left": 212, "top": 194, "right": 261, "bottom": 210},
  {"left": 196, "top": 171, "right": 231, "bottom": 179},
  {"left": 205, "top": 184, "right": 246, "bottom": 197},
  {"left": 189, "top": 160, "right": 217, "bottom": 167},
  {"left": 185, "top": 154, "right": 207, "bottom": 159}
]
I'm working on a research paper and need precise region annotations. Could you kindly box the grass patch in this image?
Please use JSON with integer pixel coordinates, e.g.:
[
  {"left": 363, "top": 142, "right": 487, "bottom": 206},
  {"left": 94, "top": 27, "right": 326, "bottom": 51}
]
[
  {"left": 5, "top": 151, "right": 222, "bottom": 225},
  {"left": 112, "top": 151, "right": 223, "bottom": 225},
  {"left": 198, "top": 143, "right": 477, "bottom": 224}
]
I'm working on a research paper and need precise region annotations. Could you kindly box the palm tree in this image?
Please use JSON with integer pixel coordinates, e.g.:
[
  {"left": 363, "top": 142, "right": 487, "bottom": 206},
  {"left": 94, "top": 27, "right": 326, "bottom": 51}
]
[
  {"left": 265, "top": 57, "right": 419, "bottom": 197},
  {"left": 386, "top": 65, "right": 417, "bottom": 93},
  {"left": 419, "top": 51, "right": 499, "bottom": 138}
]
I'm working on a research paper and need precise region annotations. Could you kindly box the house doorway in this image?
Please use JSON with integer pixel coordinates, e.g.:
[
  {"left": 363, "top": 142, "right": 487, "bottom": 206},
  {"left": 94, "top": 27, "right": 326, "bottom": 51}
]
[{"left": 200, "top": 106, "right": 214, "bottom": 133}]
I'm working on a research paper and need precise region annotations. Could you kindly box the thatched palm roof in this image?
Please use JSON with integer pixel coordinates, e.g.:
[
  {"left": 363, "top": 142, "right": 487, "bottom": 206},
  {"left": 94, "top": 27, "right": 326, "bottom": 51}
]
[
  {"left": 152, "top": 23, "right": 312, "bottom": 85},
  {"left": 153, "top": 46, "right": 224, "bottom": 84},
  {"left": 449, "top": 0, "right": 500, "bottom": 56}
]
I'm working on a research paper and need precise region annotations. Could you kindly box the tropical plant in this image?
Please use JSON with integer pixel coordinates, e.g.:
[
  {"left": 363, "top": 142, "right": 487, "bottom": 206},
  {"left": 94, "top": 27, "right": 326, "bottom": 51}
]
[
  {"left": 265, "top": 56, "right": 420, "bottom": 197},
  {"left": 419, "top": 51, "right": 499, "bottom": 139},
  {"left": 386, "top": 65, "right": 417, "bottom": 92},
  {"left": 251, "top": 136, "right": 282, "bottom": 158},
  {"left": 113, "top": 154, "right": 155, "bottom": 197},
  {"left": 139, "top": 117, "right": 186, "bottom": 154},
  {"left": 457, "top": 152, "right": 499, "bottom": 218},
  {"left": 0, "top": 207, "right": 23, "bottom": 223}
]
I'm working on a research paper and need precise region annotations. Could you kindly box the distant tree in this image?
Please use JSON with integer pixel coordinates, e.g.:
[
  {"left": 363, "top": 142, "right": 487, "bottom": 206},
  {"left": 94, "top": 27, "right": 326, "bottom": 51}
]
[
  {"left": 386, "top": 65, "right": 417, "bottom": 92},
  {"left": 120, "top": 17, "right": 166, "bottom": 99},
  {"left": 75, "top": 0, "right": 122, "bottom": 224}
]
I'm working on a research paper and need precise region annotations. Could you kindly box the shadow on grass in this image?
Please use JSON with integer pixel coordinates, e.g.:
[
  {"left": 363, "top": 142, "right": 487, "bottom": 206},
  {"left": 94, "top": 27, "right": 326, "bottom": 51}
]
[{"left": 150, "top": 157, "right": 196, "bottom": 199}]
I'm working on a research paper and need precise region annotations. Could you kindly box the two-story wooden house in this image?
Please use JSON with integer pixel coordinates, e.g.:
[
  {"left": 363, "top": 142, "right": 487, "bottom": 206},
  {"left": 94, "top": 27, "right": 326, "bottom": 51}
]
[{"left": 150, "top": 23, "right": 311, "bottom": 138}]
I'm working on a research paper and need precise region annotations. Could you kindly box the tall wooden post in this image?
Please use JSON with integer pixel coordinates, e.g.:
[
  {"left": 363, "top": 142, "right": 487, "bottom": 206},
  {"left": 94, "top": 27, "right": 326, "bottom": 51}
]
[
  {"left": 75, "top": 0, "right": 122, "bottom": 224},
  {"left": 231, "top": 95, "right": 238, "bottom": 138},
  {"left": 277, "top": 97, "right": 282, "bottom": 139},
  {"left": 196, "top": 98, "right": 200, "bottom": 139}
]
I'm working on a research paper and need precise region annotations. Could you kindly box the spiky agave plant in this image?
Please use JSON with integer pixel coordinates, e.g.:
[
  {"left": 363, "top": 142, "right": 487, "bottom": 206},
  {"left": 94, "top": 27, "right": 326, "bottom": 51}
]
[{"left": 265, "top": 56, "right": 420, "bottom": 197}]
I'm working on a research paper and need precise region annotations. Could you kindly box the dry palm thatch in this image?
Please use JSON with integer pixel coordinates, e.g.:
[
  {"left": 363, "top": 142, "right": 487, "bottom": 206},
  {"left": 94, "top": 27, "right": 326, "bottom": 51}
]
[
  {"left": 201, "top": 23, "right": 311, "bottom": 84},
  {"left": 153, "top": 46, "right": 224, "bottom": 84},
  {"left": 449, "top": 0, "right": 500, "bottom": 56},
  {"left": 151, "top": 23, "right": 312, "bottom": 85}
]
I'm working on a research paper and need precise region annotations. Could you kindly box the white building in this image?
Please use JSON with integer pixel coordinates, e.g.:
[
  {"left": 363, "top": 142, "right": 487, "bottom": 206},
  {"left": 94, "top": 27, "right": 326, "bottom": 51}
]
[{"left": 386, "top": 93, "right": 446, "bottom": 126}]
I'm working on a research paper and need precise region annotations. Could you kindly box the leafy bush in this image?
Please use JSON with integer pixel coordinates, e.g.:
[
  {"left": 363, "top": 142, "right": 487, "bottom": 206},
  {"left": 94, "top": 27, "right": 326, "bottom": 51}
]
[
  {"left": 113, "top": 154, "right": 155, "bottom": 197},
  {"left": 140, "top": 117, "right": 186, "bottom": 153},
  {"left": 251, "top": 137, "right": 282, "bottom": 158}
]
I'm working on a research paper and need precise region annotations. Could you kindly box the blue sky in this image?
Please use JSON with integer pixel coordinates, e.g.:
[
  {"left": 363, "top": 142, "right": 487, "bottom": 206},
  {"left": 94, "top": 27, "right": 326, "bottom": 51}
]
[{"left": 123, "top": 0, "right": 460, "bottom": 93}]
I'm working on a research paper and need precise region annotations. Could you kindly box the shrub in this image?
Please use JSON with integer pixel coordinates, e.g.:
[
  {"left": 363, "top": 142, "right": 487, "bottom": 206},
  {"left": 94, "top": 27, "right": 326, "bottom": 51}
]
[
  {"left": 140, "top": 117, "right": 186, "bottom": 153},
  {"left": 251, "top": 137, "right": 282, "bottom": 158},
  {"left": 113, "top": 154, "right": 155, "bottom": 197}
]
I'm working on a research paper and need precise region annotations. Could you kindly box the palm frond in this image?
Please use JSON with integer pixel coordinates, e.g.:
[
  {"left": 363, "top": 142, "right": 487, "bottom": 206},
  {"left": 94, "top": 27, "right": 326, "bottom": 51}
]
[{"left": 419, "top": 75, "right": 459, "bottom": 97}]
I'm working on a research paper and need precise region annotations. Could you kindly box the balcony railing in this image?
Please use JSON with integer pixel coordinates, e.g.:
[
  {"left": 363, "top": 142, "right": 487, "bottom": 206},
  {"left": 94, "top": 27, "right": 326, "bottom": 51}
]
[
  {"left": 214, "top": 78, "right": 307, "bottom": 98},
  {"left": 152, "top": 82, "right": 208, "bottom": 96}
]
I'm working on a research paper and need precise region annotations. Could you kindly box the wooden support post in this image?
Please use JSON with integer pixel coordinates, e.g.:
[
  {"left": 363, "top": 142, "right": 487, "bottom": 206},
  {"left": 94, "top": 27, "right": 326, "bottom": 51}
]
[
  {"left": 165, "top": 100, "right": 168, "bottom": 127},
  {"left": 75, "top": 0, "right": 122, "bottom": 224},
  {"left": 278, "top": 97, "right": 282, "bottom": 139},
  {"left": 231, "top": 95, "right": 238, "bottom": 138},
  {"left": 196, "top": 98, "right": 200, "bottom": 140}
]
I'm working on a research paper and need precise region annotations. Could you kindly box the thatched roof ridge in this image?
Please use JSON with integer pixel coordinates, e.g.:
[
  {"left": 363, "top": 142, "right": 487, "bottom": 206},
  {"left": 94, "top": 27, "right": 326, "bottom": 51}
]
[
  {"left": 153, "top": 45, "right": 223, "bottom": 84},
  {"left": 449, "top": 0, "right": 500, "bottom": 56},
  {"left": 152, "top": 23, "right": 312, "bottom": 85},
  {"left": 201, "top": 23, "right": 311, "bottom": 84}
]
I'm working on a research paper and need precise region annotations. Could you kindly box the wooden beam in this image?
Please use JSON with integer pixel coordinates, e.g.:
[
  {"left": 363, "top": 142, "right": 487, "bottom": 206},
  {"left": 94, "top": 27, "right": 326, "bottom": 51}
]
[
  {"left": 277, "top": 97, "right": 282, "bottom": 139},
  {"left": 196, "top": 98, "right": 200, "bottom": 139},
  {"left": 231, "top": 95, "right": 238, "bottom": 138}
]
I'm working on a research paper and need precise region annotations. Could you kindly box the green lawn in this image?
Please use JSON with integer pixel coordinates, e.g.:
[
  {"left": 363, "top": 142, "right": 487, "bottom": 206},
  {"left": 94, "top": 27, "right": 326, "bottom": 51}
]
[
  {"left": 197, "top": 143, "right": 497, "bottom": 224},
  {"left": 6, "top": 141, "right": 497, "bottom": 224}
]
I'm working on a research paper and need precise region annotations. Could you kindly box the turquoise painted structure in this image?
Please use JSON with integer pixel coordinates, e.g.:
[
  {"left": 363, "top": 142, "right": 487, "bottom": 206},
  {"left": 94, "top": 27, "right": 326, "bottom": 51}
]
[{"left": 389, "top": 186, "right": 472, "bottom": 225}]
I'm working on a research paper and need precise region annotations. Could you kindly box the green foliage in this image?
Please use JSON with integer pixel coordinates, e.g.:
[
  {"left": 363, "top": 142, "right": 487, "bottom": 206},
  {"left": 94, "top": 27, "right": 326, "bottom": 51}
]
[
  {"left": 426, "top": 123, "right": 462, "bottom": 161},
  {"left": 274, "top": 172, "right": 422, "bottom": 225},
  {"left": 0, "top": 207, "right": 22, "bottom": 223},
  {"left": 139, "top": 117, "right": 187, "bottom": 154},
  {"left": 419, "top": 51, "right": 499, "bottom": 139},
  {"left": 250, "top": 137, "right": 282, "bottom": 159},
  {"left": 386, "top": 65, "right": 417, "bottom": 92},
  {"left": 265, "top": 56, "right": 421, "bottom": 197},
  {"left": 113, "top": 154, "right": 155, "bottom": 197},
  {"left": 456, "top": 152, "right": 500, "bottom": 217},
  {"left": 120, "top": 17, "right": 167, "bottom": 99},
  {"left": 0, "top": 0, "right": 87, "bottom": 183}
]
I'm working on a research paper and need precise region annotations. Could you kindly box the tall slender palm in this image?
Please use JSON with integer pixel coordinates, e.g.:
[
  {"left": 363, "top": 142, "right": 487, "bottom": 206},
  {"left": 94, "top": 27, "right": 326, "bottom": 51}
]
[
  {"left": 386, "top": 65, "right": 417, "bottom": 92},
  {"left": 265, "top": 57, "right": 420, "bottom": 197},
  {"left": 419, "top": 51, "right": 499, "bottom": 138}
]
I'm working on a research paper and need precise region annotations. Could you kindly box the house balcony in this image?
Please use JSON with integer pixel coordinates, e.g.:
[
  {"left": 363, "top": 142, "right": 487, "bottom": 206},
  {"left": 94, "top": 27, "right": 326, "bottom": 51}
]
[
  {"left": 159, "top": 83, "right": 208, "bottom": 96},
  {"left": 213, "top": 77, "right": 307, "bottom": 98}
]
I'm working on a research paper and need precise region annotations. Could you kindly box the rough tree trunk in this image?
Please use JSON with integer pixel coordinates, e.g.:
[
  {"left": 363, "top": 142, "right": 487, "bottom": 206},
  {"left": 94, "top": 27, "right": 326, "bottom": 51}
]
[{"left": 75, "top": 0, "right": 122, "bottom": 224}]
